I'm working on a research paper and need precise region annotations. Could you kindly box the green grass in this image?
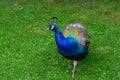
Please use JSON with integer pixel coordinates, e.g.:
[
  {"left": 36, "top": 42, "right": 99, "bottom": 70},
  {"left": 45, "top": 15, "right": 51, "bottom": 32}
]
[{"left": 0, "top": 0, "right": 120, "bottom": 80}]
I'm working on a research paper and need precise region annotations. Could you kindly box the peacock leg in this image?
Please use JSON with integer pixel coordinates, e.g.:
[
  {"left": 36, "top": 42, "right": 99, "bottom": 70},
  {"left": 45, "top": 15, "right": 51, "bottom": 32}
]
[
  {"left": 68, "top": 60, "right": 73, "bottom": 68},
  {"left": 72, "top": 60, "right": 77, "bottom": 78}
]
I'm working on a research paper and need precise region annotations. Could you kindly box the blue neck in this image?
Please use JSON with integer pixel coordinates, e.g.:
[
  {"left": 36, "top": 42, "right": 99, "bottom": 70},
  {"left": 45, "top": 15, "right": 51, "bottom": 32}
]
[
  {"left": 54, "top": 27, "right": 65, "bottom": 46},
  {"left": 54, "top": 27, "right": 61, "bottom": 34}
]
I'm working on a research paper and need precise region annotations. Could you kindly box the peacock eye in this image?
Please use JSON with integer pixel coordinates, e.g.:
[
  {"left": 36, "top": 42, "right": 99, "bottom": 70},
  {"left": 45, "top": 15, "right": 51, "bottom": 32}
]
[{"left": 51, "top": 26, "right": 54, "bottom": 30}]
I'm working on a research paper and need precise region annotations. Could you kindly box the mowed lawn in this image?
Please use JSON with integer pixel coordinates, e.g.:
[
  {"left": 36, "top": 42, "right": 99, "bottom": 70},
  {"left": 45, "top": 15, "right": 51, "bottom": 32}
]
[{"left": 0, "top": 0, "right": 120, "bottom": 80}]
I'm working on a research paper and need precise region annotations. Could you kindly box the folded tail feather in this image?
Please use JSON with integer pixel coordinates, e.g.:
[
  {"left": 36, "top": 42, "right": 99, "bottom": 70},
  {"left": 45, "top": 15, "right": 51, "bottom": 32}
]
[{"left": 62, "top": 23, "right": 90, "bottom": 48}]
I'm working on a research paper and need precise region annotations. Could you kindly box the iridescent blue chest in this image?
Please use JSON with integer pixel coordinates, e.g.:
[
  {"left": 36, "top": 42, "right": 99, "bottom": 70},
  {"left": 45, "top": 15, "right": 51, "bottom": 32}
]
[{"left": 55, "top": 31, "right": 85, "bottom": 59}]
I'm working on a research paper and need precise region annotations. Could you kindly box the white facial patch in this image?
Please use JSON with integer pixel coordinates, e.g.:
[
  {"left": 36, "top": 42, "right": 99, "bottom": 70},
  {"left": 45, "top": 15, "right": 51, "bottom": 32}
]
[{"left": 51, "top": 26, "right": 54, "bottom": 30}]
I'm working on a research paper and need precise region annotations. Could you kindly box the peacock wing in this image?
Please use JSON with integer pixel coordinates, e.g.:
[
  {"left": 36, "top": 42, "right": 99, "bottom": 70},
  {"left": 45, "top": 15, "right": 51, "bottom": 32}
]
[{"left": 62, "top": 23, "right": 90, "bottom": 47}]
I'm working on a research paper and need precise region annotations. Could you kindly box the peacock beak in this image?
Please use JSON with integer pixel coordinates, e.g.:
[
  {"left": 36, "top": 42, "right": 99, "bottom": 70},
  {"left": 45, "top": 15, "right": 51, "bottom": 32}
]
[
  {"left": 47, "top": 25, "right": 51, "bottom": 30},
  {"left": 46, "top": 27, "right": 50, "bottom": 30}
]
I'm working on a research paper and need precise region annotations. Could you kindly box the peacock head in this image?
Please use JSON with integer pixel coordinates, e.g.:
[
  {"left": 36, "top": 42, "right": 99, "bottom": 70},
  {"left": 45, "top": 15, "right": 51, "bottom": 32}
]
[
  {"left": 47, "top": 23, "right": 58, "bottom": 31},
  {"left": 47, "top": 17, "right": 60, "bottom": 32}
]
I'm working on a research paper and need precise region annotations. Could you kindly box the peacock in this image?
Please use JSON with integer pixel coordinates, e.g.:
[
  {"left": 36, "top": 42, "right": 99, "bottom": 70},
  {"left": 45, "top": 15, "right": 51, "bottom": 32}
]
[{"left": 47, "top": 17, "right": 90, "bottom": 78}]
